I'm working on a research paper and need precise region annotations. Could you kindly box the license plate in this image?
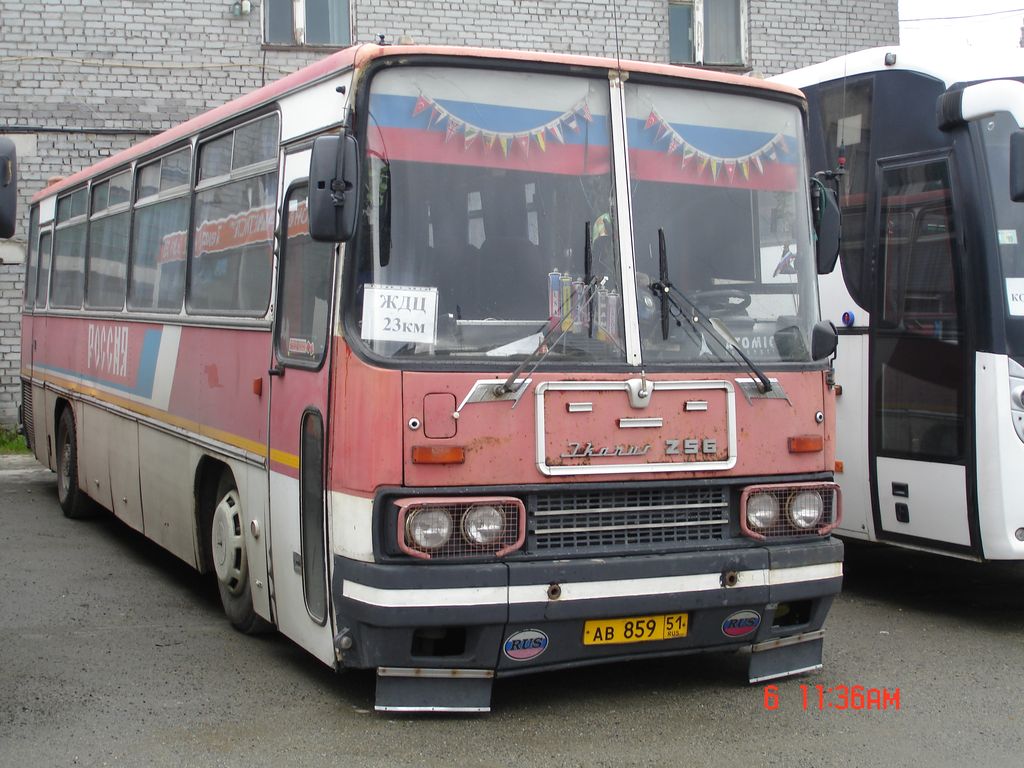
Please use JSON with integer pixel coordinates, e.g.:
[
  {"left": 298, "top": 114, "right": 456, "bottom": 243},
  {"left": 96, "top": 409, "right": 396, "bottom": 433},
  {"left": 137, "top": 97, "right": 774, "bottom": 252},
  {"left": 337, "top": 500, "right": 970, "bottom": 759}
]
[{"left": 583, "top": 613, "right": 689, "bottom": 646}]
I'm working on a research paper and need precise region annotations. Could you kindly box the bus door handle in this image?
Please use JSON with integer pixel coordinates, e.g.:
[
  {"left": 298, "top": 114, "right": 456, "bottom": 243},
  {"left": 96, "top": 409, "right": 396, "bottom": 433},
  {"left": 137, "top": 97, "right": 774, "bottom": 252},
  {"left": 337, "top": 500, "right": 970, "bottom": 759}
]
[{"left": 269, "top": 363, "right": 285, "bottom": 377}]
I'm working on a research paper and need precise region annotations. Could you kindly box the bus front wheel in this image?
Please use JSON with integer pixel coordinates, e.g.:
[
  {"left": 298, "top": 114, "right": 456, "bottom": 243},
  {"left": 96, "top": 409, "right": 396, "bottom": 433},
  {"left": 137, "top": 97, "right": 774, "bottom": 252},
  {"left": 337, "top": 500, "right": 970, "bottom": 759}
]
[
  {"left": 56, "top": 408, "right": 93, "bottom": 519},
  {"left": 210, "top": 474, "right": 269, "bottom": 634}
]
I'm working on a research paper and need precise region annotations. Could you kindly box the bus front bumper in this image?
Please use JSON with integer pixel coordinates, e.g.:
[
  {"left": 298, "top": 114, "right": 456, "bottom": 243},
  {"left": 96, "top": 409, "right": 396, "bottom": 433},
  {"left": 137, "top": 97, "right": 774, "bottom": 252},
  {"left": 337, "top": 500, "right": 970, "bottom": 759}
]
[{"left": 331, "top": 538, "right": 842, "bottom": 696}]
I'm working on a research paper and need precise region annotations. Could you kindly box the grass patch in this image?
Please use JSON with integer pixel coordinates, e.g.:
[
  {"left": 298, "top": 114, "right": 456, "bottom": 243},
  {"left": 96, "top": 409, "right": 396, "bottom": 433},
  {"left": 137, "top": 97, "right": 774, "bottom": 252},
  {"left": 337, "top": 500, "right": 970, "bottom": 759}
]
[{"left": 0, "top": 426, "right": 30, "bottom": 454}]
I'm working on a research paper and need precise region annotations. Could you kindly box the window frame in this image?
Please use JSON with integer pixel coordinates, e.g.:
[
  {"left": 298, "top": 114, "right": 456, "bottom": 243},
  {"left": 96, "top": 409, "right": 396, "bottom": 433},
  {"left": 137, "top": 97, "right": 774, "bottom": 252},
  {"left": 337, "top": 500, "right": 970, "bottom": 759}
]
[
  {"left": 274, "top": 180, "right": 336, "bottom": 371},
  {"left": 126, "top": 144, "right": 194, "bottom": 315},
  {"left": 23, "top": 206, "right": 39, "bottom": 310},
  {"left": 84, "top": 167, "right": 134, "bottom": 311},
  {"left": 49, "top": 186, "right": 89, "bottom": 309},
  {"left": 668, "top": 0, "right": 749, "bottom": 69},
  {"left": 262, "top": 0, "right": 351, "bottom": 49},
  {"left": 187, "top": 111, "right": 281, "bottom": 318}
]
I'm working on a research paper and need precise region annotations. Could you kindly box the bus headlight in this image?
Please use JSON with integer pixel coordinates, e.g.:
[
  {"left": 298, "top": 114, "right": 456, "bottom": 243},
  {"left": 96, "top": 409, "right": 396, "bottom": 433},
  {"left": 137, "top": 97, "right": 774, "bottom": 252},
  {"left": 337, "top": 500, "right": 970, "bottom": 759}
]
[
  {"left": 788, "top": 491, "right": 824, "bottom": 529},
  {"left": 406, "top": 507, "right": 453, "bottom": 550},
  {"left": 462, "top": 504, "right": 505, "bottom": 545},
  {"left": 746, "top": 492, "right": 780, "bottom": 530}
]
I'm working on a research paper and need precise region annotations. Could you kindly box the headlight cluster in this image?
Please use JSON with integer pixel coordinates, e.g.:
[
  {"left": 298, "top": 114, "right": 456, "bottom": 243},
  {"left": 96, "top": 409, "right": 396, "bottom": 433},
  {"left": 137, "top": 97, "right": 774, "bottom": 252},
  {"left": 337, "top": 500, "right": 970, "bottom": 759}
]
[
  {"left": 740, "top": 483, "right": 840, "bottom": 539},
  {"left": 396, "top": 497, "right": 526, "bottom": 559}
]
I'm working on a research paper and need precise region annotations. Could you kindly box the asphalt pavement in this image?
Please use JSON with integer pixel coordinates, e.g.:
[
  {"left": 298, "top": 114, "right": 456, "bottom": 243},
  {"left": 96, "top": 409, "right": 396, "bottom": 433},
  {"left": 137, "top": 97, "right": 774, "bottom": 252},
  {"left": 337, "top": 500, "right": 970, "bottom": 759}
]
[{"left": 2, "top": 454, "right": 1022, "bottom": 767}]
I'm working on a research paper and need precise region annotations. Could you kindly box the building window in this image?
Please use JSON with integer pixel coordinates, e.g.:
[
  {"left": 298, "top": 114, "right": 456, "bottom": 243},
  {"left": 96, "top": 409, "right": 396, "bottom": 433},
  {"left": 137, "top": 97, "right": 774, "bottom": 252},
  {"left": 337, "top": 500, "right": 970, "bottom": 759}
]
[
  {"left": 669, "top": 0, "right": 747, "bottom": 67},
  {"left": 265, "top": 0, "right": 350, "bottom": 47}
]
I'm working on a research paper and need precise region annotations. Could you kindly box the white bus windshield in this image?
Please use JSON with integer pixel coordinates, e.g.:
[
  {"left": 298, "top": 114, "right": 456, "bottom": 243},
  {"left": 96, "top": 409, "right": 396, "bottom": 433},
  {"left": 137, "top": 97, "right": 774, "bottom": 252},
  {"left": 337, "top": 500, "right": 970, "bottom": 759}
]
[{"left": 982, "top": 112, "right": 1024, "bottom": 318}]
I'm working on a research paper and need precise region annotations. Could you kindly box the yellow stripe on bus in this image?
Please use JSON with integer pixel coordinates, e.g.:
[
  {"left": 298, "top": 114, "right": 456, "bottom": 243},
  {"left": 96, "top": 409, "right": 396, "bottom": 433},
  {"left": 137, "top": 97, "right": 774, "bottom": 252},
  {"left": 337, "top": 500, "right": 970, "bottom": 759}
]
[{"left": 27, "top": 370, "right": 300, "bottom": 468}]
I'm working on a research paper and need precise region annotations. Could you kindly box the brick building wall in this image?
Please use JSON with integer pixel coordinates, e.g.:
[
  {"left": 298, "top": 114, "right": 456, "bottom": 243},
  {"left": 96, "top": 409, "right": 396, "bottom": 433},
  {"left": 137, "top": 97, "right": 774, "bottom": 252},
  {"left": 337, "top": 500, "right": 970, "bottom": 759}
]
[{"left": 0, "top": 0, "right": 898, "bottom": 426}]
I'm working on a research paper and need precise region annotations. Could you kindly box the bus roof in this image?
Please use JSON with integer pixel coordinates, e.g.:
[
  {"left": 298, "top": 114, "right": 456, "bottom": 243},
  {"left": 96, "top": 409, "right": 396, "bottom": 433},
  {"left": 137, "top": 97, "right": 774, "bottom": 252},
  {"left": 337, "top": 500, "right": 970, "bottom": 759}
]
[
  {"left": 34, "top": 44, "right": 802, "bottom": 204},
  {"left": 772, "top": 45, "right": 1024, "bottom": 92}
]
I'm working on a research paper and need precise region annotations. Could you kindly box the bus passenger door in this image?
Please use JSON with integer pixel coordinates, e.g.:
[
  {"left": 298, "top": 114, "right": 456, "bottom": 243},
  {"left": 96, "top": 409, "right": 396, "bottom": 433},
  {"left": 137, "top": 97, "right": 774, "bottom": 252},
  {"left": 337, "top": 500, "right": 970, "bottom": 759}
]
[
  {"left": 267, "top": 159, "right": 338, "bottom": 666},
  {"left": 870, "top": 157, "right": 974, "bottom": 551}
]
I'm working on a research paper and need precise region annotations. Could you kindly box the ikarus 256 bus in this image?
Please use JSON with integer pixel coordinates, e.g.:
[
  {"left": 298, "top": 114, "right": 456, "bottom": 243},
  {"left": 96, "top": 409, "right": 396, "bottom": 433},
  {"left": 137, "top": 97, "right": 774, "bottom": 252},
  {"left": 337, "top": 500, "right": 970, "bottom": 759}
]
[{"left": 20, "top": 44, "right": 843, "bottom": 712}]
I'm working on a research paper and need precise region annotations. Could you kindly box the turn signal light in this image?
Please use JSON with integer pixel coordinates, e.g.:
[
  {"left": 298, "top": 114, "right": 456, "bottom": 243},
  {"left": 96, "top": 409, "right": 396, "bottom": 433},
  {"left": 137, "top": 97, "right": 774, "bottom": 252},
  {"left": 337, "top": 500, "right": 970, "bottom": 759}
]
[
  {"left": 788, "top": 435, "right": 823, "bottom": 453},
  {"left": 411, "top": 445, "right": 466, "bottom": 464}
]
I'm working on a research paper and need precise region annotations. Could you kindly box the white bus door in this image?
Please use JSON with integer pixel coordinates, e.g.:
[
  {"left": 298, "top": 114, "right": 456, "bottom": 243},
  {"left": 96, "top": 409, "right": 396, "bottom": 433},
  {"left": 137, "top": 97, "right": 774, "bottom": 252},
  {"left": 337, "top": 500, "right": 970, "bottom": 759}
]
[
  {"left": 870, "top": 157, "right": 974, "bottom": 550},
  {"left": 267, "top": 152, "right": 338, "bottom": 665}
]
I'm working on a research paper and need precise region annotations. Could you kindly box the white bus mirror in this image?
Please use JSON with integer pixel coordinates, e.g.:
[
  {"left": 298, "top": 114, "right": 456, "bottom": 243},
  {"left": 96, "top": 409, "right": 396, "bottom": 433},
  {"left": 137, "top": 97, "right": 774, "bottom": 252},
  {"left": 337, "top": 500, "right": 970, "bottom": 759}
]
[
  {"left": 1011, "top": 131, "right": 1024, "bottom": 203},
  {"left": 309, "top": 133, "right": 360, "bottom": 242},
  {"left": 812, "top": 182, "right": 841, "bottom": 274},
  {"left": 0, "top": 137, "right": 17, "bottom": 239}
]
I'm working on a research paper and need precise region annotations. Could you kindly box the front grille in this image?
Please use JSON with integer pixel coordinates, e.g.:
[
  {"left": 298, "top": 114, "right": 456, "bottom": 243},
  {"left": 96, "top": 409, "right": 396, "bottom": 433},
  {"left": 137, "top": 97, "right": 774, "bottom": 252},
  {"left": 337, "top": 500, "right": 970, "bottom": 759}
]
[
  {"left": 530, "top": 486, "right": 729, "bottom": 553},
  {"left": 20, "top": 380, "right": 33, "bottom": 450}
]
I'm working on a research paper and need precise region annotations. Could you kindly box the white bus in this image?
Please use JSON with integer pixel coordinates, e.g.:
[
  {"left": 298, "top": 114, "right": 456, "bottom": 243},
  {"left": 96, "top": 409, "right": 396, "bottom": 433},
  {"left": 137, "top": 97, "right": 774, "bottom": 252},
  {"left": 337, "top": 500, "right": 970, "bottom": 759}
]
[{"left": 775, "top": 47, "right": 1024, "bottom": 560}]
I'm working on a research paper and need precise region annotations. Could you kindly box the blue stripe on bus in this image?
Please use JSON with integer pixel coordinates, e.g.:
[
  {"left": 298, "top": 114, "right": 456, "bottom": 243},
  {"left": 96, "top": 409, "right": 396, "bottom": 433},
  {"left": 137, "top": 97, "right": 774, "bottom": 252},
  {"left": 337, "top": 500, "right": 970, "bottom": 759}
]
[{"left": 35, "top": 328, "right": 163, "bottom": 399}]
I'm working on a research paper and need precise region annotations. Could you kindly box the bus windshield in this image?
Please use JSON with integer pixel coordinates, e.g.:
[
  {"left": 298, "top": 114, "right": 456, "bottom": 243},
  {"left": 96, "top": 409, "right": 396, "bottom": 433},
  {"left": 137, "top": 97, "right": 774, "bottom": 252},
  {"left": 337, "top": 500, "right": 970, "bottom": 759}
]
[
  {"left": 980, "top": 111, "right": 1024, "bottom": 317},
  {"left": 354, "top": 65, "right": 626, "bottom": 363},
  {"left": 626, "top": 83, "right": 818, "bottom": 364}
]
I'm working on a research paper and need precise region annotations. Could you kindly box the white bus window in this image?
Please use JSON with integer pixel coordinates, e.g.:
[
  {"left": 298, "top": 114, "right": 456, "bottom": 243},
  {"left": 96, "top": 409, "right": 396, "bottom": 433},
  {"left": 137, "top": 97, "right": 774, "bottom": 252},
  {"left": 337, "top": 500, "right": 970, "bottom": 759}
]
[
  {"left": 876, "top": 159, "right": 963, "bottom": 460},
  {"left": 815, "top": 77, "right": 874, "bottom": 310},
  {"left": 51, "top": 187, "right": 88, "bottom": 308}
]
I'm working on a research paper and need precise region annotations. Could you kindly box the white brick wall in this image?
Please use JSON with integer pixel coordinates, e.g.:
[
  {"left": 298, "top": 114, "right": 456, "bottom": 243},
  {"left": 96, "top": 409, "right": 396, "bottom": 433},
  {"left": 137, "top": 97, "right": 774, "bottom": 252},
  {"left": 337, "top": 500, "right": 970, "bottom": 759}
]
[{"left": 0, "top": 0, "right": 899, "bottom": 426}]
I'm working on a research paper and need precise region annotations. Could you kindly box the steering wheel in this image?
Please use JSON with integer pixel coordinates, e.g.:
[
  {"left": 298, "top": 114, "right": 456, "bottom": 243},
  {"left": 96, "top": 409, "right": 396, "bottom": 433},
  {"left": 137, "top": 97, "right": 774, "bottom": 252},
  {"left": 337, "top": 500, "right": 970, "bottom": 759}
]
[{"left": 692, "top": 288, "right": 752, "bottom": 316}]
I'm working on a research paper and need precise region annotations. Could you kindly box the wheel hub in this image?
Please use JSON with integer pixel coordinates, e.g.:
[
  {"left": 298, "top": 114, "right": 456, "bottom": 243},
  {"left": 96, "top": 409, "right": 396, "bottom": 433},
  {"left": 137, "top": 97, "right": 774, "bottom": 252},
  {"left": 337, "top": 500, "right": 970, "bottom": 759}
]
[{"left": 211, "top": 489, "right": 248, "bottom": 595}]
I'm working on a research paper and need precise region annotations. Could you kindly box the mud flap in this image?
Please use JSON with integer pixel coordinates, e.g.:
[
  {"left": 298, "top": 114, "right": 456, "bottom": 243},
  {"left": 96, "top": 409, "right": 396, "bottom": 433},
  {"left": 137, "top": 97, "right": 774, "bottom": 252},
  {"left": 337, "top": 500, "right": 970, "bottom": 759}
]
[
  {"left": 747, "top": 630, "right": 825, "bottom": 684},
  {"left": 374, "top": 667, "right": 494, "bottom": 713}
]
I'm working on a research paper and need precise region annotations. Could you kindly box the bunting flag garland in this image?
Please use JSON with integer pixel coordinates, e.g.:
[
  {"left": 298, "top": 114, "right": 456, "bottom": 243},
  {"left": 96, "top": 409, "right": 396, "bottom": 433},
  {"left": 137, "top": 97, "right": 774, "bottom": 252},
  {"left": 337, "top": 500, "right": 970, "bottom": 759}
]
[
  {"left": 644, "top": 107, "right": 789, "bottom": 185},
  {"left": 412, "top": 93, "right": 594, "bottom": 160}
]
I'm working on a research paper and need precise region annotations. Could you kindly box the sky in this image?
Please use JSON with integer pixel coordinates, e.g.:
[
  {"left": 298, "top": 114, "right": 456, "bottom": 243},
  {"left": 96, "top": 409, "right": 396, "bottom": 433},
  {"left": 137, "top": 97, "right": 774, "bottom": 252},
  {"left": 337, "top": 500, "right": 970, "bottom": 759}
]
[{"left": 900, "top": 0, "right": 1023, "bottom": 49}]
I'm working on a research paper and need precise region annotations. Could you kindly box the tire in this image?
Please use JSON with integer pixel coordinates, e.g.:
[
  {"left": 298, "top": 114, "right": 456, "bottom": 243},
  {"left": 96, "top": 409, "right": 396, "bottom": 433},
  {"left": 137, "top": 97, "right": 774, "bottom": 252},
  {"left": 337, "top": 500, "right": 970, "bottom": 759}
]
[
  {"left": 209, "top": 473, "right": 270, "bottom": 634},
  {"left": 55, "top": 408, "right": 94, "bottom": 519}
]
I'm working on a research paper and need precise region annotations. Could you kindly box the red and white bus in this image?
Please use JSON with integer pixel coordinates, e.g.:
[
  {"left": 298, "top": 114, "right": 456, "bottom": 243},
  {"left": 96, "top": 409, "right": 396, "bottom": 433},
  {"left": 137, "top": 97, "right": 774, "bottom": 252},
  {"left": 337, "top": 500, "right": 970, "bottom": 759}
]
[{"left": 19, "top": 44, "right": 843, "bottom": 712}]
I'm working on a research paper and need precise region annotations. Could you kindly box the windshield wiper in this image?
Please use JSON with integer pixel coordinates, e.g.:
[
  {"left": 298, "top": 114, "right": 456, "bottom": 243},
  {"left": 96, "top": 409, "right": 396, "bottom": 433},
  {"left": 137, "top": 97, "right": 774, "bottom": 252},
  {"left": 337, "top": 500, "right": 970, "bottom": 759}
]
[
  {"left": 650, "top": 228, "right": 773, "bottom": 393},
  {"left": 493, "top": 274, "right": 607, "bottom": 396},
  {"left": 494, "top": 222, "right": 606, "bottom": 396}
]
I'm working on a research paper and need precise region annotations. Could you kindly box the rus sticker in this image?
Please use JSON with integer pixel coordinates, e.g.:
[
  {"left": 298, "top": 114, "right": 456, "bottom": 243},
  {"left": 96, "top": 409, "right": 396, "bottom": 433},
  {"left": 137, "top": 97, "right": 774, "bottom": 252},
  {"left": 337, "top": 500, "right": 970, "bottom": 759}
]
[
  {"left": 503, "top": 629, "right": 549, "bottom": 661},
  {"left": 721, "top": 609, "right": 761, "bottom": 637}
]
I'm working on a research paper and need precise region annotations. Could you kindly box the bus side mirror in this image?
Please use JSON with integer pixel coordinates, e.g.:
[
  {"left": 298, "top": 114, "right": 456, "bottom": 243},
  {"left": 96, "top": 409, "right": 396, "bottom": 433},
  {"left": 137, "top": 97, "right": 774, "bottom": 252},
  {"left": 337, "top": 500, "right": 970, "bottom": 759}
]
[
  {"left": 812, "top": 181, "right": 841, "bottom": 274},
  {"left": 0, "top": 137, "right": 17, "bottom": 240},
  {"left": 309, "top": 133, "right": 360, "bottom": 243},
  {"left": 1011, "top": 131, "right": 1024, "bottom": 203},
  {"left": 811, "top": 320, "right": 838, "bottom": 361}
]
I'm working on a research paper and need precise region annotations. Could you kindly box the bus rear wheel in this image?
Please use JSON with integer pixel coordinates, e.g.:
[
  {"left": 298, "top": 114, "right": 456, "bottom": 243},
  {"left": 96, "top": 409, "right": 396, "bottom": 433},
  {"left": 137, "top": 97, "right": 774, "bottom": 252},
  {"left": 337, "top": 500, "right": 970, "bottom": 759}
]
[
  {"left": 209, "top": 473, "right": 269, "bottom": 634},
  {"left": 56, "top": 408, "right": 94, "bottom": 519}
]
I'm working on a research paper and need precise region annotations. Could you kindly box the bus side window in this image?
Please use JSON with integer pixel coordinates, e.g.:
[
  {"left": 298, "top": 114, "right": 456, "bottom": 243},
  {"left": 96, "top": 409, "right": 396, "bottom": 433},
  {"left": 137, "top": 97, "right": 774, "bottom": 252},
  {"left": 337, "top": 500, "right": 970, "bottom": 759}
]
[
  {"left": 51, "top": 187, "right": 88, "bottom": 309},
  {"left": 879, "top": 162, "right": 958, "bottom": 338},
  {"left": 276, "top": 185, "right": 334, "bottom": 365},
  {"left": 816, "top": 77, "right": 874, "bottom": 311},
  {"left": 23, "top": 207, "right": 39, "bottom": 309},
  {"left": 35, "top": 230, "right": 53, "bottom": 308}
]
